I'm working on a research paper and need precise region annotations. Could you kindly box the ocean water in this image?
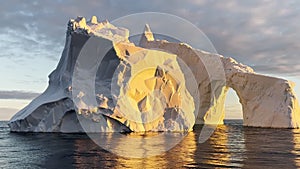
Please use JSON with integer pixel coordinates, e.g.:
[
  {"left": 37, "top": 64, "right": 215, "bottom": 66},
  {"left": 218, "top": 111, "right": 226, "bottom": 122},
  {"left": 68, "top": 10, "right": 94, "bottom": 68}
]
[{"left": 0, "top": 120, "right": 299, "bottom": 169}]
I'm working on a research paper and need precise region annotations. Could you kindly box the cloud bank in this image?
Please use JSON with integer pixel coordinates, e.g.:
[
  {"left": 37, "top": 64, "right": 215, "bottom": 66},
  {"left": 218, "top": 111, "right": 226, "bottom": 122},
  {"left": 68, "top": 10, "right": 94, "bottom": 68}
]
[
  {"left": 0, "top": 90, "right": 40, "bottom": 100},
  {"left": 1, "top": 0, "right": 300, "bottom": 96}
]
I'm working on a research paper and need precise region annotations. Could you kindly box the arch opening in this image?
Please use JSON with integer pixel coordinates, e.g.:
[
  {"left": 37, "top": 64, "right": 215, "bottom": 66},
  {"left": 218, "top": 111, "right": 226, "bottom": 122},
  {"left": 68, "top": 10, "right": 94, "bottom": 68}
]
[{"left": 224, "top": 88, "right": 243, "bottom": 124}]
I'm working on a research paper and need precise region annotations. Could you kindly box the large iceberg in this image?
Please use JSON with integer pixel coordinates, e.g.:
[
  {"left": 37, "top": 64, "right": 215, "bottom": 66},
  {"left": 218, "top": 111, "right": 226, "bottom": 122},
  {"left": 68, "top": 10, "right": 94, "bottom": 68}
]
[{"left": 8, "top": 16, "right": 300, "bottom": 133}]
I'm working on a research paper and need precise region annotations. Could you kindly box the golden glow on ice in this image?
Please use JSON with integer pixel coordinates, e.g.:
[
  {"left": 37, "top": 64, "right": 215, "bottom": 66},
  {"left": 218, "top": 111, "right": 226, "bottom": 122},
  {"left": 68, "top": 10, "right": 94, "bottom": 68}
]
[{"left": 111, "top": 43, "right": 196, "bottom": 131}]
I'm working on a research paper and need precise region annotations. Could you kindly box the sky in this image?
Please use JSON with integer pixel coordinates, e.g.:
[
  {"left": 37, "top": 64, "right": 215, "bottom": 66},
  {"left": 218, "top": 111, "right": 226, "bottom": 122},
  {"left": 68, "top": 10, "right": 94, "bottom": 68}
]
[{"left": 1, "top": 0, "right": 300, "bottom": 120}]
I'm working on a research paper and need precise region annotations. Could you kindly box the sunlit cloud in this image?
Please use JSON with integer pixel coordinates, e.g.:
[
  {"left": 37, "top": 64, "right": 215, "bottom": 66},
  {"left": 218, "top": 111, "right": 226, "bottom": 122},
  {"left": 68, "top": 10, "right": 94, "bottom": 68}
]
[{"left": 0, "top": 0, "right": 300, "bottom": 93}]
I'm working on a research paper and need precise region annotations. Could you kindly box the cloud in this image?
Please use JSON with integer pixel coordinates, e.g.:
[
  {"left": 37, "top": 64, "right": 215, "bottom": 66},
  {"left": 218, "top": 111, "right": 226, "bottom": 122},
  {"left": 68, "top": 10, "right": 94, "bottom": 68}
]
[
  {"left": 1, "top": 0, "right": 300, "bottom": 76},
  {"left": 0, "top": 90, "right": 40, "bottom": 100}
]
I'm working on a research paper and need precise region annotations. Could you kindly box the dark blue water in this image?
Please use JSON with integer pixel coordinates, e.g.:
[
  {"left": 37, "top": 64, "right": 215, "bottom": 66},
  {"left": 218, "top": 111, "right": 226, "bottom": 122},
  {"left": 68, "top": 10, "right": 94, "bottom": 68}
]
[{"left": 0, "top": 120, "right": 299, "bottom": 169}]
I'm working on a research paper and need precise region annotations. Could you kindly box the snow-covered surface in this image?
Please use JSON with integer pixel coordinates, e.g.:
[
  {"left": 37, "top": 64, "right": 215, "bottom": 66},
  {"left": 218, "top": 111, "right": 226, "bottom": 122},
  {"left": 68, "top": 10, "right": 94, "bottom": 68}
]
[
  {"left": 8, "top": 16, "right": 300, "bottom": 132},
  {"left": 140, "top": 27, "right": 300, "bottom": 128},
  {"left": 70, "top": 16, "right": 129, "bottom": 42}
]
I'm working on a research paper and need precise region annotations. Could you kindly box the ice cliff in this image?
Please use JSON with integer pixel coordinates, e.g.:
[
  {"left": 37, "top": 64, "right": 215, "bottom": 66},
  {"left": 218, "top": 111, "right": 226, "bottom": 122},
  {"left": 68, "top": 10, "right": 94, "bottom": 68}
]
[{"left": 8, "top": 16, "right": 300, "bottom": 132}]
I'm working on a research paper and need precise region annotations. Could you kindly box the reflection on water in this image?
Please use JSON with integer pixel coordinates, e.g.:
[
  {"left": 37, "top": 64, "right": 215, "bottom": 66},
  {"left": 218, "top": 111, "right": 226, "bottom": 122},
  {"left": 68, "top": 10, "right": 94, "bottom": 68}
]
[
  {"left": 293, "top": 129, "right": 300, "bottom": 167},
  {"left": 1, "top": 121, "right": 300, "bottom": 168},
  {"left": 243, "top": 127, "right": 298, "bottom": 168},
  {"left": 191, "top": 125, "right": 245, "bottom": 168},
  {"left": 73, "top": 132, "right": 197, "bottom": 168},
  {"left": 88, "top": 132, "right": 188, "bottom": 158}
]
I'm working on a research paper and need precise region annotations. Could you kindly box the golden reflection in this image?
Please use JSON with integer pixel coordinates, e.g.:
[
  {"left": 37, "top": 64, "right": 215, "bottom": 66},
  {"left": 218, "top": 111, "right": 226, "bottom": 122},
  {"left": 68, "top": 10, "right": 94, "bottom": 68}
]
[
  {"left": 112, "top": 132, "right": 197, "bottom": 168},
  {"left": 71, "top": 125, "right": 300, "bottom": 168},
  {"left": 73, "top": 132, "right": 197, "bottom": 168},
  {"left": 195, "top": 125, "right": 232, "bottom": 168},
  {"left": 293, "top": 129, "right": 300, "bottom": 168},
  {"left": 72, "top": 125, "right": 244, "bottom": 168}
]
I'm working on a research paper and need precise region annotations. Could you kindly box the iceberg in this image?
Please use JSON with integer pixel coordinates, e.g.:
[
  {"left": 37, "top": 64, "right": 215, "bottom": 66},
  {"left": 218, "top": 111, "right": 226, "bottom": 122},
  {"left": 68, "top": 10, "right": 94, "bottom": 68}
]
[{"left": 8, "top": 16, "right": 300, "bottom": 133}]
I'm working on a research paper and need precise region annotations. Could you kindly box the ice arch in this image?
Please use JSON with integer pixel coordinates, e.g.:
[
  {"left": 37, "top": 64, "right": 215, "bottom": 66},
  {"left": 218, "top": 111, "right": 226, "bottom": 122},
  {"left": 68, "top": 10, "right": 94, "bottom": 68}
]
[{"left": 140, "top": 27, "right": 300, "bottom": 128}]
